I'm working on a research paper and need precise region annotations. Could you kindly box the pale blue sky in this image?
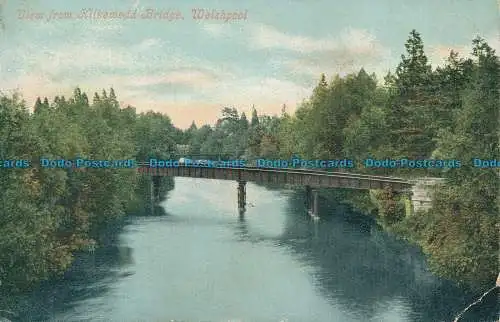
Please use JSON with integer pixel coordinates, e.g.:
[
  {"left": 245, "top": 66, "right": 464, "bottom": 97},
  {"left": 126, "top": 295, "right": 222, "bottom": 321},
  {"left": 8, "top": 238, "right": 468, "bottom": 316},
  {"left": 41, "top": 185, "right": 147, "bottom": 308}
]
[{"left": 1, "top": 0, "right": 498, "bottom": 127}]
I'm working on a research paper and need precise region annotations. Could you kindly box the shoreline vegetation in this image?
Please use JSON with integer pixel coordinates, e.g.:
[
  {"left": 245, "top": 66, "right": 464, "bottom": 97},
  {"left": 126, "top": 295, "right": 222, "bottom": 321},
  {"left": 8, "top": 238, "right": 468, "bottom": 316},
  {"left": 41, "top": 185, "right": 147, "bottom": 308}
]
[
  {"left": 0, "top": 30, "right": 497, "bottom": 299},
  {"left": 0, "top": 88, "right": 176, "bottom": 294}
]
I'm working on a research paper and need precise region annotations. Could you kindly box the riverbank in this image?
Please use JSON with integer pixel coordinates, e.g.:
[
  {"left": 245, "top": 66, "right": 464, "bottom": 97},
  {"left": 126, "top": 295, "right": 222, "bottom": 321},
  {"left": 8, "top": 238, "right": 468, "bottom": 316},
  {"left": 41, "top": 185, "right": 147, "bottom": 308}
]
[
  {"left": 0, "top": 89, "right": 181, "bottom": 295},
  {"left": 319, "top": 187, "right": 498, "bottom": 292}
]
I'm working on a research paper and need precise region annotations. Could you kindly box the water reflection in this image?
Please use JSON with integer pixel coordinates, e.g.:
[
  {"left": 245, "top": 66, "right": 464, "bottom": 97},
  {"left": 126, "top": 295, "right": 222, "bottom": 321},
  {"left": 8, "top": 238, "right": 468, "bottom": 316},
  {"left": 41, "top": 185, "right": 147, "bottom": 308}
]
[
  {"left": 4, "top": 182, "right": 498, "bottom": 321},
  {"left": 5, "top": 240, "right": 135, "bottom": 321},
  {"left": 277, "top": 191, "right": 498, "bottom": 322},
  {"left": 228, "top": 189, "right": 497, "bottom": 322},
  {"left": 236, "top": 213, "right": 249, "bottom": 241}
]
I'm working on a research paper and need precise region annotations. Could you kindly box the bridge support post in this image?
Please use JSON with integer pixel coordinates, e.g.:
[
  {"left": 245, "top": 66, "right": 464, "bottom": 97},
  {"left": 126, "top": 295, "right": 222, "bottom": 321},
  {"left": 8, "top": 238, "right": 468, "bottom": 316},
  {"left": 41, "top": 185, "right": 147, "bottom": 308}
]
[
  {"left": 305, "top": 185, "right": 311, "bottom": 211},
  {"left": 152, "top": 176, "right": 161, "bottom": 202},
  {"left": 312, "top": 190, "right": 318, "bottom": 216},
  {"left": 150, "top": 177, "right": 155, "bottom": 215},
  {"left": 403, "top": 191, "right": 414, "bottom": 217},
  {"left": 237, "top": 180, "right": 246, "bottom": 214}
]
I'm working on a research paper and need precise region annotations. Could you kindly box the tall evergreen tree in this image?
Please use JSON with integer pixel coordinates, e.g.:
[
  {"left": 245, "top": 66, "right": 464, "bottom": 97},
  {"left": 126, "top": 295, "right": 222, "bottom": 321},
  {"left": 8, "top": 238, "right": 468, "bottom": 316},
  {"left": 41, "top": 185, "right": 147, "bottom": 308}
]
[
  {"left": 93, "top": 92, "right": 100, "bottom": 105},
  {"left": 109, "top": 88, "right": 118, "bottom": 108},
  {"left": 240, "top": 112, "right": 249, "bottom": 131},
  {"left": 386, "top": 30, "right": 435, "bottom": 159},
  {"left": 34, "top": 97, "right": 42, "bottom": 112},
  {"left": 250, "top": 105, "right": 259, "bottom": 127}
]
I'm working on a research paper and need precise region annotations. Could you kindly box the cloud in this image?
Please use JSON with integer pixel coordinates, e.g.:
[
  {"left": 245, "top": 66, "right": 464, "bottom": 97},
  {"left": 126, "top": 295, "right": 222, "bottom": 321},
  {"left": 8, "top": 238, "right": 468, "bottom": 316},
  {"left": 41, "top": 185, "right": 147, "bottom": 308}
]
[
  {"left": 201, "top": 77, "right": 312, "bottom": 107},
  {"left": 124, "top": 69, "right": 219, "bottom": 89},
  {"left": 202, "top": 24, "right": 232, "bottom": 37},
  {"left": 134, "top": 37, "right": 164, "bottom": 51},
  {"left": 427, "top": 44, "right": 470, "bottom": 66},
  {"left": 0, "top": 33, "right": 230, "bottom": 113},
  {"left": 202, "top": 23, "right": 387, "bottom": 58},
  {"left": 85, "top": 20, "right": 124, "bottom": 33},
  {"left": 0, "top": 72, "right": 75, "bottom": 106},
  {"left": 248, "top": 24, "right": 336, "bottom": 53},
  {"left": 427, "top": 31, "right": 500, "bottom": 67},
  {"left": 248, "top": 25, "right": 499, "bottom": 79},
  {"left": 248, "top": 24, "right": 388, "bottom": 55},
  {"left": 0, "top": 29, "right": 234, "bottom": 86},
  {"left": 484, "top": 31, "right": 500, "bottom": 52},
  {"left": 246, "top": 25, "right": 392, "bottom": 78},
  {"left": 10, "top": 42, "right": 136, "bottom": 80}
]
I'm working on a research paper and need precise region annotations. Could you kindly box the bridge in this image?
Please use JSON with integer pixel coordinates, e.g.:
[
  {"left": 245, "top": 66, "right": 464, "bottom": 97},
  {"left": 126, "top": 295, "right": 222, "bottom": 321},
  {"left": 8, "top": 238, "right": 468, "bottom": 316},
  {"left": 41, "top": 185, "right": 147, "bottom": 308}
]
[{"left": 135, "top": 163, "right": 438, "bottom": 217}]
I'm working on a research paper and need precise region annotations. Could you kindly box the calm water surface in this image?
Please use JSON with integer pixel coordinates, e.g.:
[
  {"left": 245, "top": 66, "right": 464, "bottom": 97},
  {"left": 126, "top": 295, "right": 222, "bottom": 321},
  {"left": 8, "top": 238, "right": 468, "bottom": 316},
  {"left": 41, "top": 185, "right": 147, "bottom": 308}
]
[{"left": 6, "top": 178, "right": 498, "bottom": 321}]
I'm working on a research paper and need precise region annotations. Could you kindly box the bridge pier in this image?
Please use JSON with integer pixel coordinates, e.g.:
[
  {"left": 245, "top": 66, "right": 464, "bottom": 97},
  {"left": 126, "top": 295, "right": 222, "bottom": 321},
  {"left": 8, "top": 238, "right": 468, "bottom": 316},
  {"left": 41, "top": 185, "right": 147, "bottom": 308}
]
[
  {"left": 237, "top": 180, "right": 246, "bottom": 214},
  {"left": 305, "top": 185, "right": 318, "bottom": 217},
  {"left": 403, "top": 191, "right": 414, "bottom": 217},
  {"left": 149, "top": 176, "right": 162, "bottom": 215},
  {"left": 313, "top": 190, "right": 318, "bottom": 216},
  {"left": 152, "top": 176, "right": 161, "bottom": 202},
  {"left": 305, "top": 185, "right": 311, "bottom": 211},
  {"left": 150, "top": 177, "right": 155, "bottom": 215}
]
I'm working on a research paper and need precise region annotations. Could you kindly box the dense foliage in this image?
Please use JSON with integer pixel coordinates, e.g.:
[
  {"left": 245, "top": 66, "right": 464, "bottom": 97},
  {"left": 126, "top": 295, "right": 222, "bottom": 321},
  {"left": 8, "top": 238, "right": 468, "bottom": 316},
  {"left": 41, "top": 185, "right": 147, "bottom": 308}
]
[
  {"left": 179, "top": 31, "right": 498, "bottom": 290},
  {"left": 0, "top": 30, "right": 497, "bottom": 295},
  {"left": 0, "top": 88, "right": 175, "bottom": 292}
]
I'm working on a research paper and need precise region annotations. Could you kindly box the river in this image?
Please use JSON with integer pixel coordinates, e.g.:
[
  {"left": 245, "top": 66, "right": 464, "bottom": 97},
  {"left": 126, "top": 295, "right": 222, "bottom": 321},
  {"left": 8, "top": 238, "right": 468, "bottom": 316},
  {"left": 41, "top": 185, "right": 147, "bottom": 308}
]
[{"left": 5, "top": 178, "right": 498, "bottom": 321}]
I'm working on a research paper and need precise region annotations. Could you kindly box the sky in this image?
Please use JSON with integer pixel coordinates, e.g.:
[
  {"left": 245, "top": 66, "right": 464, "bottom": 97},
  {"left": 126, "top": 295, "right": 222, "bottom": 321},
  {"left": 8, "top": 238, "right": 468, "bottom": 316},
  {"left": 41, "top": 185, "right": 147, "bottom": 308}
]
[{"left": 0, "top": 0, "right": 498, "bottom": 128}]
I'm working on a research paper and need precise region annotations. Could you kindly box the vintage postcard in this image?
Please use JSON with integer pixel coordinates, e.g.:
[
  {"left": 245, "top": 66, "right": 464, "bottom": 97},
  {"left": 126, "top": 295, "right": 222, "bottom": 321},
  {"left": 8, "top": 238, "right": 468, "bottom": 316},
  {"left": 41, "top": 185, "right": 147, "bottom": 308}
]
[{"left": 0, "top": 0, "right": 498, "bottom": 321}]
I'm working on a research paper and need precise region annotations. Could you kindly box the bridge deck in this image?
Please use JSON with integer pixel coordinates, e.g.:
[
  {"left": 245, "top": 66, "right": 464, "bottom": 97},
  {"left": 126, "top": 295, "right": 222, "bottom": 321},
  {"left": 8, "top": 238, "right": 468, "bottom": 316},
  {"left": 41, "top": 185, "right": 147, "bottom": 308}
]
[{"left": 136, "top": 164, "right": 413, "bottom": 191}]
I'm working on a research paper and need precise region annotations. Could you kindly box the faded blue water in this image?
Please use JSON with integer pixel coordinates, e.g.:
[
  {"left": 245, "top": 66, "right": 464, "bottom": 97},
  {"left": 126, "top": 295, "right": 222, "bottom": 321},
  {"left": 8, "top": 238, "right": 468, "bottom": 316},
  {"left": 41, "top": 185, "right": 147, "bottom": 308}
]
[{"left": 6, "top": 178, "right": 498, "bottom": 321}]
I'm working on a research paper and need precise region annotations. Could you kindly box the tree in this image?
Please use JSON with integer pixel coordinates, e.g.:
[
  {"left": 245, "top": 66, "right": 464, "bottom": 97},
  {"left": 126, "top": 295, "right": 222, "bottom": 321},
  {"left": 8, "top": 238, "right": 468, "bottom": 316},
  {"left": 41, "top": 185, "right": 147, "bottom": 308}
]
[
  {"left": 250, "top": 105, "right": 259, "bottom": 127},
  {"left": 221, "top": 107, "right": 238, "bottom": 121},
  {"left": 395, "top": 30, "right": 431, "bottom": 90},
  {"left": 432, "top": 50, "right": 474, "bottom": 130},
  {"left": 189, "top": 124, "right": 212, "bottom": 158},
  {"left": 385, "top": 29, "right": 435, "bottom": 159},
  {"left": 33, "top": 97, "right": 42, "bottom": 113},
  {"left": 420, "top": 37, "right": 499, "bottom": 289},
  {"left": 93, "top": 92, "right": 100, "bottom": 105},
  {"left": 182, "top": 121, "right": 198, "bottom": 145},
  {"left": 281, "top": 104, "right": 287, "bottom": 117},
  {"left": 240, "top": 112, "right": 249, "bottom": 131},
  {"left": 109, "top": 88, "right": 118, "bottom": 108}
]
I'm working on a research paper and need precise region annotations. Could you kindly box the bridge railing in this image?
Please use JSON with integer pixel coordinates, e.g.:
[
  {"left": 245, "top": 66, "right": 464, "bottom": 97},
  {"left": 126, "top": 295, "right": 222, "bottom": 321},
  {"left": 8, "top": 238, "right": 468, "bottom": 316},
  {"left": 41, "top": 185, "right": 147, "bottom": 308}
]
[
  {"left": 136, "top": 163, "right": 413, "bottom": 185},
  {"left": 27, "top": 160, "right": 414, "bottom": 185}
]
